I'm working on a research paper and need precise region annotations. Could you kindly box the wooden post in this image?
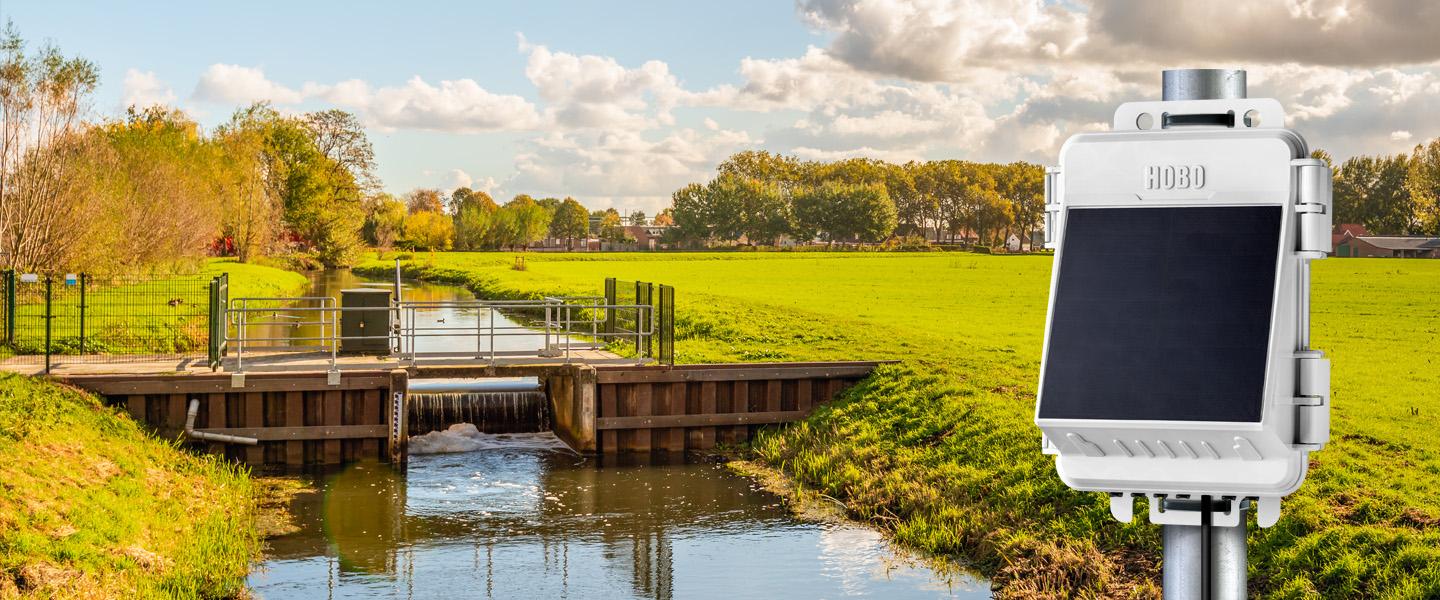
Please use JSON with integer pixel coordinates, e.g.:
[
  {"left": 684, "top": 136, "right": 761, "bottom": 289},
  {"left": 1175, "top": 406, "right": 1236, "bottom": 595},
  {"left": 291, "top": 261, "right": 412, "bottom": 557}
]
[
  {"left": 323, "top": 389, "right": 342, "bottom": 464},
  {"left": 600, "top": 383, "right": 618, "bottom": 454},
  {"left": 696, "top": 381, "right": 717, "bottom": 450},
  {"left": 245, "top": 392, "right": 264, "bottom": 465},
  {"left": 361, "top": 388, "right": 380, "bottom": 460},
  {"left": 205, "top": 392, "right": 226, "bottom": 456},
  {"left": 285, "top": 391, "right": 304, "bottom": 465}
]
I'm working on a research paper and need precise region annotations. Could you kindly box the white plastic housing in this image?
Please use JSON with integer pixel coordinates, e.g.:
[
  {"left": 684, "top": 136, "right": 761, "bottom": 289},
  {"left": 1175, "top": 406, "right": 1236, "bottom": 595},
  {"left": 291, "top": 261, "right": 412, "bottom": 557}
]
[{"left": 1036, "top": 99, "right": 1331, "bottom": 517}]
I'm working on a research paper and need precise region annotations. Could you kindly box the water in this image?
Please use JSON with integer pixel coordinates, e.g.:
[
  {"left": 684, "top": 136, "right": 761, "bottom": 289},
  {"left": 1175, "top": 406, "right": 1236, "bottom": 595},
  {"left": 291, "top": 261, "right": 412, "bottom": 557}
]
[
  {"left": 249, "top": 446, "right": 991, "bottom": 599},
  {"left": 247, "top": 271, "right": 992, "bottom": 598},
  {"left": 408, "top": 391, "right": 552, "bottom": 435}
]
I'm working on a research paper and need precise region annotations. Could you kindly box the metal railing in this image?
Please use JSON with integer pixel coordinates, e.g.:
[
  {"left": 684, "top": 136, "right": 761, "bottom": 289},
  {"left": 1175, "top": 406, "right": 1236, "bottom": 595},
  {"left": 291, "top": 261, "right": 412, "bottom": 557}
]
[{"left": 222, "top": 295, "right": 658, "bottom": 374}]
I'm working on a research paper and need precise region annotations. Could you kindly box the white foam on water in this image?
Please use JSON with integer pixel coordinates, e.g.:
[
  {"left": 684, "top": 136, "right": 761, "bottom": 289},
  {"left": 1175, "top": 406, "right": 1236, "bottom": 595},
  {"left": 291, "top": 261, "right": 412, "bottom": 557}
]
[{"left": 408, "top": 423, "right": 572, "bottom": 455}]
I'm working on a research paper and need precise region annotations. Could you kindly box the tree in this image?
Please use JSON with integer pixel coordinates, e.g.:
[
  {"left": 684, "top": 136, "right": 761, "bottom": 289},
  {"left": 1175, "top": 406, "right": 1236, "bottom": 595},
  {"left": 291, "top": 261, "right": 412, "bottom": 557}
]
[
  {"left": 405, "top": 210, "right": 453, "bottom": 251},
  {"left": 628, "top": 210, "right": 647, "bottom": 226},
  {"left": 499, "top": 195, "right": 550, "bottom": 250},
  {"left": 670, "top": 183, "right": 711, "bottom": 242},
  {"left": 653, "top": 207, "right": 675, "bottom": 226},
  {"left": 598, "top": 210, "right": 628, "bottom": 243},
  {"left": 222, "top": 102, "right": 366, "bottom": 267},
  {"left": 363, "top": 193, "right": 406, "bottom": 249},
  {"left": 303, "top": 109, "right": 379, "bottom": 194},
  {"left": 997, "top": 162, "right": 1044, "bottom": 248},
  {"left": 1336, "top": 154, "right": 1414, "bottom": 235},
  {"left": 551, "top": 198, "right": 589, "bottom": 249},
  {"left": 0, "top": 22, "right": 100, "bottom": 269},
  {"left": 449, "top": 187, "right": 498, "bottom": 250},
  {"left": 405, "top": 188, "right": 445, "bottom": 214},
  {"left": 1407, "top": 139, "right": 1440, "bottom": 235}
]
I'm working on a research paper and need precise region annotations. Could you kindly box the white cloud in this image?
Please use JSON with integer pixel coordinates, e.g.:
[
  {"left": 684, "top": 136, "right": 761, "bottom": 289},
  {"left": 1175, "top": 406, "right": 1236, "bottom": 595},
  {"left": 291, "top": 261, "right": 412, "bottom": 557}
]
[
  {"left": 192, "top": 64, "right": 304, "bottom": 104},
  {"left": 342, "top": 77, "right": 541, "bottom": 133},
  {"left": 521, "top": 36, "right": 686, "bottom": 129},
  {"left": 445, "top": 169, "right": 473, "bottom": 190},
  {"left": 1391, "top": 130, "right": 1413, "bottom": 141},
  {"left": 121, "top": 69, "right": 176, "bottom": 109}
]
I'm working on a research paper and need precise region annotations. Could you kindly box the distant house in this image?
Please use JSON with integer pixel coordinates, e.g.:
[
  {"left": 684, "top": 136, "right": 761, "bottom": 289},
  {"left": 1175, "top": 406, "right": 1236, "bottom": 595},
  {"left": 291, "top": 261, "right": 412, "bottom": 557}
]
[
  {"left": 619, "top": 225, "right": 672, "bottom": 250},
  {"left": 1331, "top": 223, "right": 1440, "bottom": 258},
  {"left": 1340, "top": 236, "right": 1440, "bottom": 258}
]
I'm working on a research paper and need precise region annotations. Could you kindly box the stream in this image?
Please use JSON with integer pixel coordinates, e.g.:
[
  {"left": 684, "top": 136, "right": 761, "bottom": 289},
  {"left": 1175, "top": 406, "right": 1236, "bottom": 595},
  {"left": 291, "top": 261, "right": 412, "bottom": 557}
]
[{"left": 246, "top": 270, "right": 991, "bottom": 599}]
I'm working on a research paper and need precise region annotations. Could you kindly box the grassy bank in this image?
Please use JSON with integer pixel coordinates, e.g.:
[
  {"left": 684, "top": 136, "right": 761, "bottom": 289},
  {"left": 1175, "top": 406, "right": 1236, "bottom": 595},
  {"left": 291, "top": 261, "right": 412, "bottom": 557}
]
[
  {"left": 356, "top": 251, "right": 1440, "bottom": 598},
  {"left": 0, "top": 373, "right": 258, "bottom": 598}
]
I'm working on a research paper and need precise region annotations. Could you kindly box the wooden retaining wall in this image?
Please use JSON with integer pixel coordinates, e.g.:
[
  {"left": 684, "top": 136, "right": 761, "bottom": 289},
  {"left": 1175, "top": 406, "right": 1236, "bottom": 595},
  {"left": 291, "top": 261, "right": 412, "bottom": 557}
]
[
  {"left": 591, "top": 362, "right": 880, "bottom": 453},
  {"left": 57, "top": 370, "right": 403, "bottom": 466},
  {"left": 55, "top": 360, "right": 884, "bottom": 462}
]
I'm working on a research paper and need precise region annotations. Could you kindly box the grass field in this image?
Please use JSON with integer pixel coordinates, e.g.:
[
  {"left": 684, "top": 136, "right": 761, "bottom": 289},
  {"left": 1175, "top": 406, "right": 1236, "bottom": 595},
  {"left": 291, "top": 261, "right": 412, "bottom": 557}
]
[
  {"left": 356, "top": 251, "right": 1440, "bottom": 599},
  {"left": 0, "top": 373, "right": 259, "bottom": 598}
]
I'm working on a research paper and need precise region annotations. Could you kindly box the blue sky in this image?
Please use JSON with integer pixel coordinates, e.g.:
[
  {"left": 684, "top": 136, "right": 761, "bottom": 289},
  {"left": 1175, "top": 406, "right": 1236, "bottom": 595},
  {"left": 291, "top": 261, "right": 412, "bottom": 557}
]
[{"left": 4, "top": 1, "right": 1438, "bottom": 214}]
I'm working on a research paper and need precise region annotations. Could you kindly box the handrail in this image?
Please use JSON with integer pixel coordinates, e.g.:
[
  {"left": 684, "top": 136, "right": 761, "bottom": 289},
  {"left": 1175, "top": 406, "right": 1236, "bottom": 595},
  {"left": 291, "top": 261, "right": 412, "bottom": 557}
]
[{"left": 223, "top": 295, "right": 657, "bottom": 374}]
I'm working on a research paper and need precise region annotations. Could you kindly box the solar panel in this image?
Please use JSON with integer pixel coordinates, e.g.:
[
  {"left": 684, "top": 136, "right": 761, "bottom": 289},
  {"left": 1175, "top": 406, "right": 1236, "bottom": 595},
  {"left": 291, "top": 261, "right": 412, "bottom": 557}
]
[{"left": 1038, "top": 205, "right": 1282, "bottom": 422}]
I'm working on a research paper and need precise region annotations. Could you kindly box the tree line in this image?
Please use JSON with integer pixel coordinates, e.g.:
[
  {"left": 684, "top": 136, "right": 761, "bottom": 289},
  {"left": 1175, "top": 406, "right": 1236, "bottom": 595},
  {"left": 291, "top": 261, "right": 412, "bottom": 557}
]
[
  {"left": 0, "top": 23, "right": 373, "bottom": 272},
  {"left": 362, "top": 187, "right": 673, "bottom": 252},
  {"left": 667, "top": 151, "right": 1046, "bottom": 248},
  {"left": 1317, "top": 142, "right": 1440, "bottom": 236}
]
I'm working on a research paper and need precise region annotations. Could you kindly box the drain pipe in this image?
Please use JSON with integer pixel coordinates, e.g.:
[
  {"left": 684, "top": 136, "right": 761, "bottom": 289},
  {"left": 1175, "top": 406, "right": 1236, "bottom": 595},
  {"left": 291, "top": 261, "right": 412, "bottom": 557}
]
[{"left": 185, "top": 399, "right": 259, "bottom": 445}]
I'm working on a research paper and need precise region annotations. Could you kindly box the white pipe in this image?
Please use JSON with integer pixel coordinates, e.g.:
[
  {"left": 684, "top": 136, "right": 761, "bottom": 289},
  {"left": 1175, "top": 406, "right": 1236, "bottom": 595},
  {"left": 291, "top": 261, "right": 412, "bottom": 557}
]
[{"left": 185, "top": 399, "right": 259, "bottom": 445}]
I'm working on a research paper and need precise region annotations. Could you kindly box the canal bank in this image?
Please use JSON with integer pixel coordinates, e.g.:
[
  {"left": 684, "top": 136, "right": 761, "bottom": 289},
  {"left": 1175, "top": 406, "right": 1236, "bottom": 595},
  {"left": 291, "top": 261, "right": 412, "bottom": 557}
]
[
  {"left": 352, "top": 253, "right": 1166, "bottom": 598},
  {"left": 241, "top": 269, "right": 990, "bottom": 598}
]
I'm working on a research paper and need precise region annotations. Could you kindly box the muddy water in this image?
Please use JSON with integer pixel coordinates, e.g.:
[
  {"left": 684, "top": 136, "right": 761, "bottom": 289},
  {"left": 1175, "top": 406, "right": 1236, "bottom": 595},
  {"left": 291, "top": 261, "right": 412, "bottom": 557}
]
[{"left": 247, "top": 271, "right": 992, "bottom": 598}]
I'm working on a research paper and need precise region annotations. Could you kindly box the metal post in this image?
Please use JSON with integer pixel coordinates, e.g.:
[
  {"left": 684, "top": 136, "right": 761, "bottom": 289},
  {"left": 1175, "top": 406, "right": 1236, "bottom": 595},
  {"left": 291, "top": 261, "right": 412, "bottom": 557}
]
[
  {"left": 43, "top": 276, "right": 52, "bottom": 374},
  {"left": 1162, "top": 498, "right": 1248, "bottom": 600},
  {"left": 1162, "top": 69, "right": 1247, "bottom": 101},
  {"left": 78, "top": 273, "right": 86, "bottom": 355},
  {"left": 4, "top": 270, "right": 13, "bottom": 344}
]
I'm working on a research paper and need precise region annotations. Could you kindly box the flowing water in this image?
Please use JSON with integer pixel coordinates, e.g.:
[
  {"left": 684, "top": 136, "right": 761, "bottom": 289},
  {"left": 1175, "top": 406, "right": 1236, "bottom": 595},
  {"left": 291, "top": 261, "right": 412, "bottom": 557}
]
[{"left": 246, "top": 270, "right": 992, "bottom": 599}]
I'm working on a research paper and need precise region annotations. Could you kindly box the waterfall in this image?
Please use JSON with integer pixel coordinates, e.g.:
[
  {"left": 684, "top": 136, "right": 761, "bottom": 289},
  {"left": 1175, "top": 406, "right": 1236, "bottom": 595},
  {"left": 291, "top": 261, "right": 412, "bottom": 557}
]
[{"left": 408, "top": 391, "right": 551, "bottom": 435}]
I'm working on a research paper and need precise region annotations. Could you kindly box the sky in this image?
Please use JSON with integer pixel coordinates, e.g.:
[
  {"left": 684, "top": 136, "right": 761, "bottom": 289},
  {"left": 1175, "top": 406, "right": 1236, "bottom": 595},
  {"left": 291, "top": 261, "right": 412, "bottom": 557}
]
[{"left": 3, "top": 0, "right": 1439, "bottom": 214}]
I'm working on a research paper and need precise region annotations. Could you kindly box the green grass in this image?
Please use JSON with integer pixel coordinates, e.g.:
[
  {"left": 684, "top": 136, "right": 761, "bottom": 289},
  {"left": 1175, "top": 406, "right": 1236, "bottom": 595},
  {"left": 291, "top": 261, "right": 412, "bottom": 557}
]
[
  {"left": 355, "top": 251, "right": 1440, "bottom": 598},
  {"left": 2, "top": 259, "right": 308, "bottom": 358},
  {"left": 0, "top": 373, "right": 259, "bottom": 598}
]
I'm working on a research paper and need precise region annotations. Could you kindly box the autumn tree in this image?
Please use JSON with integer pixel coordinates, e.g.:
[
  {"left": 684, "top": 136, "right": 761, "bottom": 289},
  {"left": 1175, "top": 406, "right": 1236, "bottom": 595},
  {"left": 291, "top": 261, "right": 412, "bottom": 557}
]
[
  {"left": 405, "top": 210, "right": 453, "bottom": 251},
  {"left": 405, "top": 188, "right": 445, "bottom": 214},
  {"left": 551, "top": 198, "right": 589, "bottom": 249}
]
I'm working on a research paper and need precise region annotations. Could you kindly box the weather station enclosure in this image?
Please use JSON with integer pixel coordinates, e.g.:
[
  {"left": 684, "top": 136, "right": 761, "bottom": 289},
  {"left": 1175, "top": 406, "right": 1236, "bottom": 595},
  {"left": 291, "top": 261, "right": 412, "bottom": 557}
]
[{"left": 1035, "top": 69, "right": 1333, "bottom": 598}]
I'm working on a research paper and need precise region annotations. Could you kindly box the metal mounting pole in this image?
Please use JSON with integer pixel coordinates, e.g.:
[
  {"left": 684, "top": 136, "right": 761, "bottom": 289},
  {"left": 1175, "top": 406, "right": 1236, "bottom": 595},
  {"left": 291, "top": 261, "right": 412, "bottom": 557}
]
[
  {"left": 1162, "top": 498, "right": 1248, "bottom": 600},
  {"left": 1162, "top": 69, "right": 1247, "bottom": 101},
  {"left": 1159, "top": 68, "right": 1251, "bottom": 598}
]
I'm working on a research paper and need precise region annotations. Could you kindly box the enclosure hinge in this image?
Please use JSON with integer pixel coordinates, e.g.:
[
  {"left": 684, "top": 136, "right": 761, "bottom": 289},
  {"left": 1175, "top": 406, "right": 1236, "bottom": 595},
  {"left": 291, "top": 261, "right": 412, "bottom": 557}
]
[
  {"left": 1293, "top": 159, "right": 1332, "bottom": 258},
  {"left": 1043, "top": 167, "right": 1062, "bottom": 249},
  {"left": 1292, "top": 350, "right": 1330, "bottom": 450}
]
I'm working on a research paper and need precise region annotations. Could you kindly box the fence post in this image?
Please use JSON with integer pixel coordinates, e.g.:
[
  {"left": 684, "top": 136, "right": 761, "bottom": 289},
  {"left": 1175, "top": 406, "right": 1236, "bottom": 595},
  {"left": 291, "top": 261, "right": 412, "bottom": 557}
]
[
  {"left": 659, "top": 284, "right": 674, "bottom": 366},
  {"left": 3, "top": 269, "right": 12, "bottom": 345},
  {"left": 43, "top": 276, "right": 52, "bottom": 374},
  {"left": 208, "top": 276, "right": 219, "bottom": 370},
  {"left": 604, "top": 277, "right": 617, "bottom": 335},
  {"left": 635, "top": 281, "right": 653, "bottom": 358},
  {"left": 78, "top": 273, "right": 87, "bottom": 355}
]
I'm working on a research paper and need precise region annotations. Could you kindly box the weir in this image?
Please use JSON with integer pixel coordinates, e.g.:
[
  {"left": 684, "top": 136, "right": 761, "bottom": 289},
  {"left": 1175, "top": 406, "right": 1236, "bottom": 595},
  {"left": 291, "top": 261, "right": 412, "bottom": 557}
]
[{"left": 50, "top": 361, "right": 883, "bottom": 466}]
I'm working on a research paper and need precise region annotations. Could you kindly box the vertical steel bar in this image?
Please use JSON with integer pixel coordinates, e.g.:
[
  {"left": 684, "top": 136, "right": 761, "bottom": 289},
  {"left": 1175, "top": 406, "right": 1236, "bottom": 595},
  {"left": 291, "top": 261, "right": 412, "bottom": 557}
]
[
  {"left": 78, "top": 273, "right": 86, "bottom": 355},
  {"left": 488, "top": 307, "right": 495, "bottom": 364},
  {"left": 43, "top": 276, "right": 52, "bottom": 374},
  {"left": 1212, "top": 505, "right": 1248, "bottom": 599}
]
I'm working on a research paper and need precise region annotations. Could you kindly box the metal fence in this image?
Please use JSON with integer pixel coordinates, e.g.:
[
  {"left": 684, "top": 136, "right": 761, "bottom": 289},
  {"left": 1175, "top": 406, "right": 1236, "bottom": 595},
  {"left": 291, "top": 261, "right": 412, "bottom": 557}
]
[
  {"left": 0, "top": 270, "right": 221, "bottom": 372},
  {"left": 604, "top": 278, "right": 675, "bottom": 365}
]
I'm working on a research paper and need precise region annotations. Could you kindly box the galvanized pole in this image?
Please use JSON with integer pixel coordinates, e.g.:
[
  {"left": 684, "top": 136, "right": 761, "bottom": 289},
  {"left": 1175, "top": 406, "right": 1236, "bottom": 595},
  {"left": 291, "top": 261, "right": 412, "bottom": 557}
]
[
  {"left": 1159, "top": 68, "right": 1250, "bottom": 600},
  {"left": 78, "top": 273, "right": 86, "bottom": 355},
  {"left": 43, "top": 276, "right": 52, "bottom": 374}
]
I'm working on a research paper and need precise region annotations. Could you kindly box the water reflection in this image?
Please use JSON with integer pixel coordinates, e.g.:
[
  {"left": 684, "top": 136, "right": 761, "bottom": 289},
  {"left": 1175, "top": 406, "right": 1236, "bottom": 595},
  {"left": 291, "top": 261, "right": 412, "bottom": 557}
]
[{"left": 250, "top": 445, "right": 990, "bottom": 599}]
